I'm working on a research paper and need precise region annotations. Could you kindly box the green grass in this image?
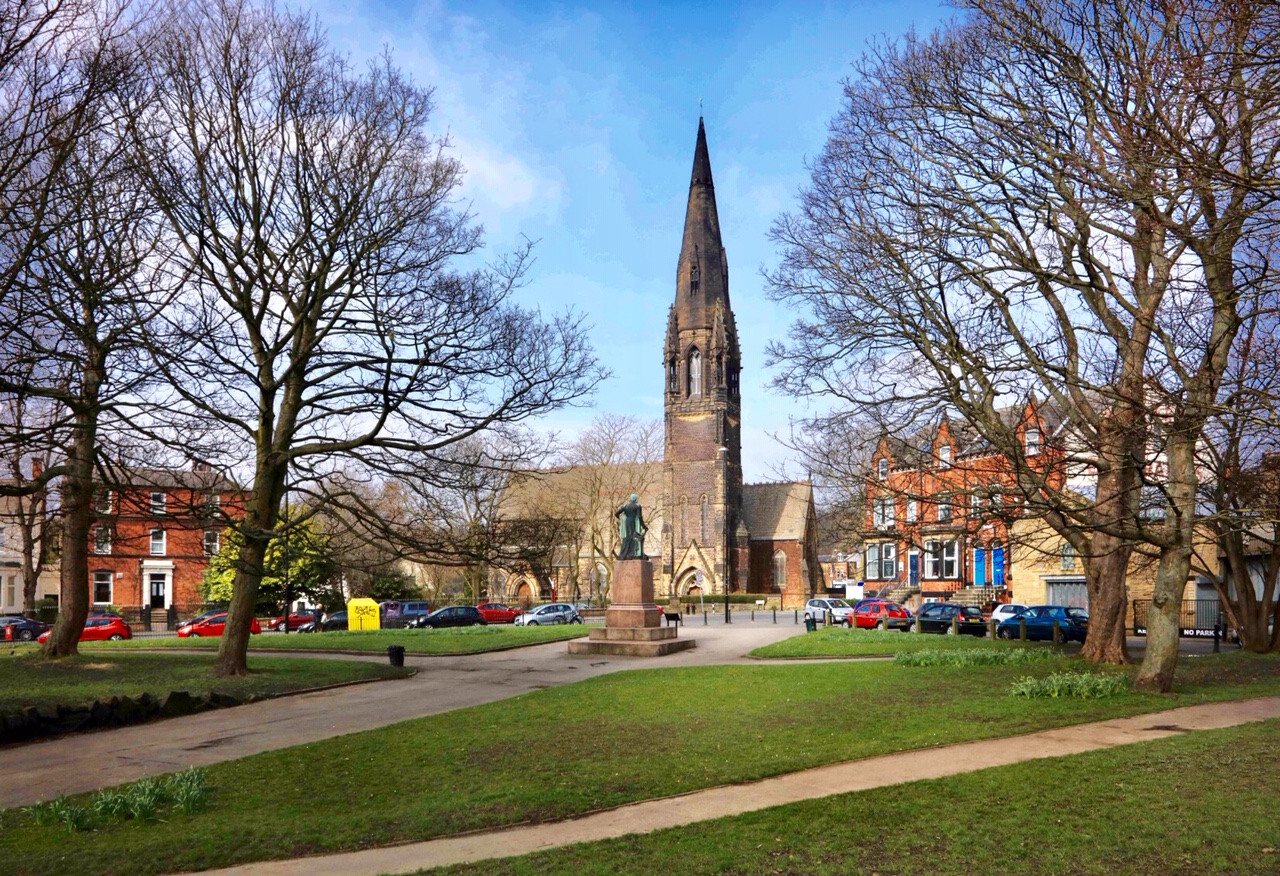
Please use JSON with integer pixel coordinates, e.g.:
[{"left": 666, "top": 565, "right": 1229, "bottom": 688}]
[
  {"left": 77, "top": 624, "right": 588, "bottom": 655},
  {"left": 752, "top": 626, "right": 1021, "bottom": 658},
  {"left": 426, "top": 718, "right": 1280, "bottom": 875},
  {"left": 0, "top": 651, "right": 412, "bottom": 713},
  {"left": 1, "top": 651, "right": 1276, "bottom": 876}
]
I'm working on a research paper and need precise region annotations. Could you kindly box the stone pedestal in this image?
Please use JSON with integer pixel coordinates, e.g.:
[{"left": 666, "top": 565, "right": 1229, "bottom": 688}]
[{"left": 568, "top": 558, "right": 695, "bottom": 657}]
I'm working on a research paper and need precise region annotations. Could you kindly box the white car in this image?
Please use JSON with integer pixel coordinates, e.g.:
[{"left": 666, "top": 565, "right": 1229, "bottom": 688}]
[
  {"left": 990, "top": 603, "right": 1029, "bottom": 624},
  {"left": 513, "top": 603, "right": 583, "bottom": 626},
  {"left": 804, "top": 597, "right": 856, "bottom": 627}
]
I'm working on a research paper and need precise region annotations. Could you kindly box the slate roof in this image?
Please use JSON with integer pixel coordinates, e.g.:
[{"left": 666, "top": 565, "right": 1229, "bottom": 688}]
[
  {"left": 742, "top": 481, "right": 813, "bottom": 541},
  {"left": 98, "top": 463, "right": 240, "bottom": 493}
]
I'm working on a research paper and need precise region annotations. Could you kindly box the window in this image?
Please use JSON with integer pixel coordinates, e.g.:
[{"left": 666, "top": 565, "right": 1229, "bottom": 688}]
[
  {"left": 878, "top": 458, "right": 888, "bottom": 481},
  {"left": 668, "top": 358, "right": 677, "bottom": 392},
  {"left": 700, "top": 496, "right": 708, "bottom": 544},
  {"left": 873, "top": 497, "right": 895, "bottom": 528},
  {"left": 204, "top": 528, "right": 221, "bottom": 556},
  {"left": 942, "top": 540, "right": 958, "bottom": 578},
  {"left": 203, "top": 492, "right": 221, "bottom": 517},
  {"left": 150, "top": 491, "right": 167, "bottom": 515},
  {"left": 924, "top": 540, "right": 957, "bottom": 579},
  {"left": 3, "top": 574, "right": 15, "bottom": 609},
  {"left": 938, "top": 445, "right": 951, "bottom": 468},
  {"left": 937, "top": 499, "right": 952, "bottom": 523},
  {"left": 1025, "top": 428, "right": 1041, "bottom": 456},
  {"left": 688, "top": 350, "right": 702, "bottom": 396},
  {"left": 93, "top": 525, "right": 112, "bottom": 555},
  {"left": 1060, "top": 542, "right": 1075, "bottom": 571},
  {"left": 150, "top": 528, "right": 166, "bottom": 556},
  {"left": 772, "top": 551, "right": 787, "bottom": 590},
  {"left": 94, "top": 490, "right": 113, "bottom": 514},
  {"left": 865, "top": 544, "right": 879, "bottom": 579},
  {"left": 93, "top": 571, "right": 112, "bottom": 604},
  {"left": 971, "top": 493, "right": 982, "bottom": 513},
  {"left": 864, "top": 543, "right": 896, "bottom": 579},
  {"left": 906, "top": 499, "right": 917, "bottom": 523}
]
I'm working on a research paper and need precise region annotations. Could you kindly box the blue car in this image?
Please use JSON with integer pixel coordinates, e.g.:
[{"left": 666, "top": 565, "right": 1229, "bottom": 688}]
[{"left": 996, "top": 605, "right": 1087, "bottom": 642}]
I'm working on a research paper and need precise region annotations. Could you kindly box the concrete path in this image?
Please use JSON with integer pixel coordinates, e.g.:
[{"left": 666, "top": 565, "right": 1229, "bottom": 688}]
[
  {"left": 187, "top": 696, "right": 1280, "bottom": 876},
  {"left": 1, "top": 621, "right": 798, "bottom": 810}
]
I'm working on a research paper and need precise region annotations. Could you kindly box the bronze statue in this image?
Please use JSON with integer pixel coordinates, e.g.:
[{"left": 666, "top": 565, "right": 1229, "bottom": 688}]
[{"left": 614, "top": 493, "right": 648, "bottom": 560}]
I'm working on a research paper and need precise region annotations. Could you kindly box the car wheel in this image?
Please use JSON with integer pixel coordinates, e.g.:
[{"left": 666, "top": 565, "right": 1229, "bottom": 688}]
[
  {"left": 945, "top": 624, "right": 957, "bottom": 635},
  {"left": 19, "top": 629, "right": 34, "bottom": 641},
  {"left": 190, "top": 631, "right": 201, "bottom": 637},
  {"left": 529, "top": 620, "right": 539, "bottom": 626},
  {"left": 843, "top": 619, "right": 852, "bottom": 628},
  {"left": 109, "top": 633, "right": 124, "bottom": 640},
  {"left": 997, "top": 627, "right": 1013, "bottom": 640},
  {"left": 571, "top": 617, "right": 582, "bottom": 624}
]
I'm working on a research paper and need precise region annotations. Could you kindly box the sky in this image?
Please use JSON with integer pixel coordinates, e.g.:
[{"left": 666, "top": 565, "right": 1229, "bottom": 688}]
[{"left": 310, "top": 0, "right": 956, "bottom": 480}]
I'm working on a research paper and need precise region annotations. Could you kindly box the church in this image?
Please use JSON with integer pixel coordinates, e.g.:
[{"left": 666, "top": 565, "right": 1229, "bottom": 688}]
[
  {"left": 500, "top": 119, "right": 823, "bottom": 608},
  {"left": 658, "top": 118, "right": 821, "bottom": 606}
]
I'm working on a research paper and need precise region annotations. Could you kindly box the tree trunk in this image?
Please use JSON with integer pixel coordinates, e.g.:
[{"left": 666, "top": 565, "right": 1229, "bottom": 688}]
[
  {"left": 213, "top": 530, "right": 269, "bottom": 676},
  {"left": 1135, "top": 546, "right": 1191, "bottom": 691},
  {"left": 1080, "top": 540, "right": 1131, "bottom": 664},
  {"left": 41, "top": 408, "right": 98, "bottom": 658}
]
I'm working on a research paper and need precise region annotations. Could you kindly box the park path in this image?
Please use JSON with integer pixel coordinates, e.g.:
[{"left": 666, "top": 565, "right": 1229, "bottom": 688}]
[
  {"left": 0, "top": 621, "right": 797, "bottom": 810},
  {"left": 186, "top": 695, "right": 1280, "bottom": 876}
]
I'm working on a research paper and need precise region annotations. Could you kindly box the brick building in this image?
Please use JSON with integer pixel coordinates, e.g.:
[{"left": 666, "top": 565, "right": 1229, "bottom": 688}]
[
  {"left": 88, "top": 465, "right": 243, "bottom": 614},
  {"left": 863, "top": 404, "right": 1065, "bottom": 600},
  {"left": 660, "top": 118, "right": 820, "bottom": 607}
]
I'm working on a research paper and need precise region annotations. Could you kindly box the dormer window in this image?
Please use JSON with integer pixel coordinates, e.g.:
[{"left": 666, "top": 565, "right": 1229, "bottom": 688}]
[
  {"left": 938, "top": 446, "right": 951, "bottom": 469},
  {"left": 688, "top": 350, "right": 702, "bottom": 397},
  {"left": 1025, "top": 428, "right": 1041, "bottom": 457},
  {"left": 878, "top": 458, "right": 888, "bottom": 481}
]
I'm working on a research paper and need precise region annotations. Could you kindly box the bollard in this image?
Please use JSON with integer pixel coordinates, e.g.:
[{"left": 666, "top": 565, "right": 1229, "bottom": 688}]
[
  {"left": 1019, "top": 617, "right": 1027, "bottom": 641},
  {"left": 1052, "top": 620, "right": 1061, "bottom": 645},
  {"left": 951, "top": 616, "right": 959, "bottom": 635},
  {"left": 751, "top": 609, "right": 755, "bottom": 622},
  {"left": 988, "top": 619, "right": 996, "bottom": 639},
  {"left": 1213, "top": 622, "right": 1221, "bottom": 653},
  {"left": 704, "top": 610, "right": 708, "bottom": 626},
  {"left": 879, "top": 616, "right": 888, "bottom": 631},
  {"left": 773, "top": 608, "right": 777, "bottom": 624},
  {"left": 794, "top": 609, "right": 799, "bottom": 624}
]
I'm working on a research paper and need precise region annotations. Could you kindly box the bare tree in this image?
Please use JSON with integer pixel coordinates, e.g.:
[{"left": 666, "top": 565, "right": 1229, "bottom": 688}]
[
  {"left": 129, "top": 0, "right": 602, "bottom": 675},
  {"left": 767, "top": 0, "right": 1280, "bottom": 689}
]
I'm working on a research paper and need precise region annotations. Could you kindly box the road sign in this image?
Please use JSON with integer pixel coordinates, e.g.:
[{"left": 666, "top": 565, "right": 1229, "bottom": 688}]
[{"left": 695, "top": 569, "right": 704, "bottom": 586}]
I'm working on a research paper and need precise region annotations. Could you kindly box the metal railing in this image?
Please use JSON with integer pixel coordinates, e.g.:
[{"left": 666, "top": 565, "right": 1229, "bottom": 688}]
[{"left": 1131, "top": 599, "right": 1223, "bottom": 638}]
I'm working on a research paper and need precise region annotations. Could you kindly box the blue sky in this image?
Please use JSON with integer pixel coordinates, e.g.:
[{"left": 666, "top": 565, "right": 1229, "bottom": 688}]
[{"left": 312, "top": 0, "right": 954, "bottom": 480}]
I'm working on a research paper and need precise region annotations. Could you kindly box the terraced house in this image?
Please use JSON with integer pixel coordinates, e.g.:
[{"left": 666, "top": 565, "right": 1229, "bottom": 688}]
[{"left": 863, "top": 403, "right": 1067, "bottom": 605}]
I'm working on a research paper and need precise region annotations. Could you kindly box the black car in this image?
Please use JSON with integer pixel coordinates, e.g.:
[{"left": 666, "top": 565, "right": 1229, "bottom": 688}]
[
  {"left": 409, "top": 606, "right": 488, "bottom": 629},
  {"left": 299, "top": 610, "right": 348, "bottom": 633},
  {"left": 1, "top": 615, "right": 50, "bottom": 642},
  {"left": 911, "top": 602, "right": 987, "bottom": 636}
]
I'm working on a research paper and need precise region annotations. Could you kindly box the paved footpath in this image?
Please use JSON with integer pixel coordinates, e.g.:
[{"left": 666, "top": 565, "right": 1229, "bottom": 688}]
[
  {"left": 187, "top": 696, "right": 1280, "bottom": 876},
  {"left": 1, "top": 622, "right": 799, "bottom": 810}
]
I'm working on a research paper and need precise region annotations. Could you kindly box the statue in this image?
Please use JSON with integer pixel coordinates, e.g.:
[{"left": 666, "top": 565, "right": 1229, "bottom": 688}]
[{"left": 614, "top": 493, "right": 648, "bottom": 560}]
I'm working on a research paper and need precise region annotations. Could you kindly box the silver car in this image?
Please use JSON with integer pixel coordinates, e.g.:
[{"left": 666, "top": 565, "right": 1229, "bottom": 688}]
[
  {"left": 804, "top": 597, "right": 856, "bottom": 627},
  {"left": 513, "top": 603, "right": 583, "bottom": 626}
]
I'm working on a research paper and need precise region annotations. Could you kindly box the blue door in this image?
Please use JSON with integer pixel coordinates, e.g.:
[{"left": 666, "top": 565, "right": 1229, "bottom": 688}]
[
  {"left": 908, "top": 552, "right": 919, "bottom": 587},
  {"left": 973, "top": 549, "right": 986, "bottom": 587},
  {"left": 992, "top": 548, "right": 1005, "bottom": 587}
]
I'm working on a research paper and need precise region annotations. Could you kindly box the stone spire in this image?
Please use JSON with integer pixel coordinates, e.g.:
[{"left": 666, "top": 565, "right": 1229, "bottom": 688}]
[{"left": 675, "top": 117, "right": 728, "bottom": 330}]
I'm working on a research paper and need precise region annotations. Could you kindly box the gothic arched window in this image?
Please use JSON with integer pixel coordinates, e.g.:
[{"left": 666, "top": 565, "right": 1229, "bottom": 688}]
[
  {"left": 772, "top": 550, "right": 787, "bottom": 591},
  {"left": 700, "top": 495, "right": 708, "bottom": 543},
  {"left": 688, "top": 350, "right": 702, "bottom": 397},
  {"left": 668, "top": 358, "right": 677, "bottom": 392}
]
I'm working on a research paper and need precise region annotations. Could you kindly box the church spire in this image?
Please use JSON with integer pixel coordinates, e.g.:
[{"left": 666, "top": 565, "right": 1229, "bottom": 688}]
[{"left": 676, "top": 117, "right": 727, "bottom": 329}]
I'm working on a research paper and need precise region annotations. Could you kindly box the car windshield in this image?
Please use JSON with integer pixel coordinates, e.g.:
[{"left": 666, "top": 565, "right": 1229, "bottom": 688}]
[{"left": 829, "top": 600, "right": 851, "bottom": 609}]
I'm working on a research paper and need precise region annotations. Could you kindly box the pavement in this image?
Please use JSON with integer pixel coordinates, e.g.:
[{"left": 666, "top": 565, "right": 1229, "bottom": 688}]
[
  {"left": 186, "top": 695, "right": 1280, "bottom": 876},
  {"left": 0, "top": 619, "right": 797, "bottom": 810}
]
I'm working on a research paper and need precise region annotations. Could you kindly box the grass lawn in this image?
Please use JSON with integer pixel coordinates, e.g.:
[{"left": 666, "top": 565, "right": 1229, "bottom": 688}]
[
  {"left": 82, "top": 625, "right": 588, "bottom": 655},
  {"left": 752, "top": 626, "right": 1035, "bottom": 658},
  {"left": 1, "top": 651, "right": 1276, "bottom": 876},
  {"left": 0, "top": 651, "right": 413, "bottom": 713},
  {"left": 428, "top": 717, "right": 1280, "bottom": 875}
]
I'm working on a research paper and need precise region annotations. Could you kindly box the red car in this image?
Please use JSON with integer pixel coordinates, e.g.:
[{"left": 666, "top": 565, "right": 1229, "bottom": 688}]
[
  {"left": 853, "top": 600, "right": 913, "bottom": 631},
  {"left": 37, "top": 616, "right": 133, "bottom": 643},
  {"left": 267, "top": 612, "right": 318, "bottom": 631},
  {"left": 177, "top": 612, "right": 262, "bottom": 638},
  {"left": 475, "top": 602, "right": 521, "bottom": 624}
]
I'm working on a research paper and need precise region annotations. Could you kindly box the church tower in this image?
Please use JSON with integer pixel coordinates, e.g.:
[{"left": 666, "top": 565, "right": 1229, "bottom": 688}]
[{"left": 661, "top": 118, "right": 746, "bottom": 596}]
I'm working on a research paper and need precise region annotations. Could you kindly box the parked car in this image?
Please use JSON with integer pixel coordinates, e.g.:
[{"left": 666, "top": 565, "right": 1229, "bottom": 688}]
[
  {"left": 911, "top": 602, "right": 988, "bottom": 636},
  {"left": 38, "top": 615, "right": 133, "bottom": 643},
  {"left": 410, "top": 606, "right": 488, "bottom": 629},
  {"left": 804, "top": 597, "right": 856, "bottom": 627},
  {"left": 475, "top": 602, "right": 521, "bottom": 624},
  {"left": 307, "top": 610, "right": 348, "bottom": 632},
  {"left": 177, "top": 612, "right": 262, "bottom": 638},
  {"left": 853, "top": 600, "right": 912, "bottom": 631},
  {"left": 380, "top": 600, "right": 432, "bottom": 627},
  {"left": 267, "top": 611, "right": 318, "bottom": 631},
  {"left": 990, "top": 603, "right": 1029, "bottom": 625},
  {"left": 996, "top": 605, "right": 1088, "bottom": 642},
  {"left": 0, "top": 615, "right": 49, "bottom": 641},
  {"left": 513, "top": 603, "right": 583, "bottom": 626}
]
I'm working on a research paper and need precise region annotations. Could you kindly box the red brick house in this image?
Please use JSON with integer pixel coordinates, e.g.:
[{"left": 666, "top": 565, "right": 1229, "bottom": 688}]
[
  {"left": 864, "top": 403, "right": 1065, "bottom": 600},
  {"left": 88, "top": 464, "right": 244, "bottom": 616}
]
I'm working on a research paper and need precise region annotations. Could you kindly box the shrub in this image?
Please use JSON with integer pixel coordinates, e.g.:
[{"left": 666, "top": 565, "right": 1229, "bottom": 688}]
[
  {"left": 1010, "top": 672, "right": 1130, "bottom": 699},
  {"left": 167, "top": 768, "right": 211, "bottom": 815},
  {"left": 125, "top": 778, "right": 168, "bottom": 822},
  {"left": 897, "top": 648, "right": 1060, "bottom": 668},
  {"left": 92, "top": 790, "right": 132, "bottom": 820},
  {"left": 24, "top": 797, "right": 90, "bottom": 832}
]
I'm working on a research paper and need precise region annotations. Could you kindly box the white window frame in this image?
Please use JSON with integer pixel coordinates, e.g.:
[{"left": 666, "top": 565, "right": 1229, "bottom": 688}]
[
  {"left": 204, "top": 528, "right": 220, "bottom": 556},
  {"left": 971, "top": 493, "right": 982, "bottom": 512},
  {"left": 924, "top": 540, "right": 942, "bottom": 579},
  {"left": 150, "top": 528, "right": 166, "bottom": 556},
  {"left": 1025, "top": 428, "right": 1041, "bottom": 457},
  {"left": 938, "top": 445, "right": 951, "bottom": 469},
  {"left": 150, "top": 491, "right": 167, "bottom": 515},
  {"left": 1060, "top": 542, "right": 1075, "bottom": 571},
  {"left": 688, "top": 350, "right": 702, "bottom": 397},
  {"left": 878, "top": 458, "right": 888, "bottom": 481},
  {"left": 95, "top": 490, "right": 113, "bottom": 514},
  {"left": 873, "top": 497, "right": 895, "bottom": 528},
  {"left": 906, "top": 499, "right": 918, "bottom": 523},
  {"left": 92, "top": 571, "right": 113, "bottom": 605},
  {"left": 937, "top": 499, "right": 952, "bottom": 523},
  {"left": 864, "top": 543, "right": 881, "bottom": 580},
  {"left": 93, "top": 525, "right": 112, "bottom": 555},
  {"left": 942, "top": 540, "right": 958, "bottom": 578},
  {"left": 880, "top": 542, "right": 896, "bottom": 579}
]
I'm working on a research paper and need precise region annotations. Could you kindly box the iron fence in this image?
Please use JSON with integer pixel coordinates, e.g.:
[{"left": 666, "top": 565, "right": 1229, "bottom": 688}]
[{"left": 1130, "top": 599, "right": 1223, "bottom": 638}]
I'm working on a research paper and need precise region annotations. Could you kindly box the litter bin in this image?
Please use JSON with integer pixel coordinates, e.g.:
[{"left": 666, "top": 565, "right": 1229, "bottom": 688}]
[
  {"left": 804, "top": 616, "right": 817, "bottom": 633},
  {"left": 387, "top": 645, "right": 406, "bottom": 667}
]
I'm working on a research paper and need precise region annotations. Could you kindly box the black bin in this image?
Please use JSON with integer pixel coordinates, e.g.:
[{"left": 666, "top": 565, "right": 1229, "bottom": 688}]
[
  {"left": 387, "top": 645, "right": 406, "bottom": 667},
  {"left": 804, "top": 617, "right": 817, "bottom": 633}
]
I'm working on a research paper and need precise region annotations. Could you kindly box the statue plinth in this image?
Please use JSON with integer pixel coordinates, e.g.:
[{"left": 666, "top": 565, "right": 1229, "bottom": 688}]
[{"left": 568, "top": 558, "right": 696, "bottom": 657}]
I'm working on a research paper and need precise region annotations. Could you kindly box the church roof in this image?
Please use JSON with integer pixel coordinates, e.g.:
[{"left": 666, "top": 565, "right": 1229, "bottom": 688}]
[
  {"left": 742, "top": 481, "right": 813, "bottom": 542},
  {"left": 674, "top": 117, "right": 729, "bottom": 330}
]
